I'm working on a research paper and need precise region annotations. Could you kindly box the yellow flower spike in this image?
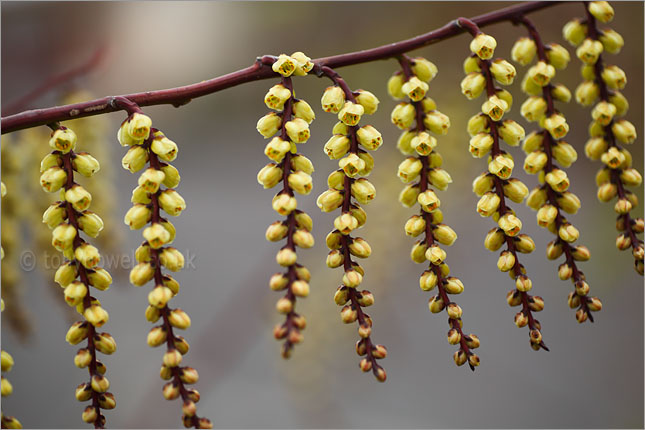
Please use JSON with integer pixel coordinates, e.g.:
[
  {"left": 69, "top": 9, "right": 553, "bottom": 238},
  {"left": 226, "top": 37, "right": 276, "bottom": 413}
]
[{"left": 511, "top": 37, "right": 537, "bottom": 66}]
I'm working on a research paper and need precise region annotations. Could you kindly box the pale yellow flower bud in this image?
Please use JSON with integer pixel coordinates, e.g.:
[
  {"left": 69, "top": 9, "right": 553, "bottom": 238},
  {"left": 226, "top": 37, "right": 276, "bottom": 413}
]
[
  {"left": 467, "top": 113, "right": 489, "bottom": 136},
  {"left": 292, "top": 229, "right": 314, "bottom": 249},
  {"left": 584, "top": 137, "right": 608, "bottom": 160},
  {"left": 49, "top": 128, "right": 77, "bottom": 153},
  {"left": 288, "top": 171, "right": 313, "bottom": 195},
  {"left": 557, "top": 192, "right": 581, "bottom": 214},
  {"left": 463, "top": 56, "right": 481, "bottom": 74},
  {"left": 490, "top": 59, "right": 516, "bottom": 86},
  {"left": 477, "top": 192, "right": 501, "bottom": 217},
  {"left": 498, "top": 213, "right": 522, "bottom": 236},
  {"left": 503, "top": 179, "right": 529, "bottom": 203},
  {"left": 472, "top": 173, "right": 494, "bottom": 196},
  {"left": 354, "top": 125, "right": 382, "bottom": 152},
  {"left": 612, "top": 120, "right": 637, "bottom": 144},
  {"left": 337, "top": 153, "right": 364, "bottom": 178},
  {"left": 276, "top": 247, "right": 297, "bottom": 267},
  {"left": 621, "top": 168, "right": 643, "bottom": 187},
  {"left": 265, "top": 84, "right": 292, "bottom": 110},
  {"left": 498, "top": 120, "right": 525, "bottom": 146},
  {"left": 516, "top": 275, "right": 532, "bottom": 292},
  {"left": 545, "top": 169, "right": 570, "bottom": 192},
  {"left": 597, "top": 182, "right": 617, "bottom": 202},
  {"left": 351, "top": 89, "right": 379, "bottom": 116},
  {"left": 551, "top": 84, "right": 572, "bottom": 103},
  {"left": 460, "top": 72, "right": 486, "bottom": 99},
  {"left": 588, "top": 1, "right": 614, "bottom": 23},
  {"left": 42, "top": 202, "right": 66, "bottom": 229},
  {"left": 599, "top": 29, "right": 624, "bottom": 54},
  {"left": 470, "top": 33, "right": 497, "bottom": 60},
  {"left": 522, "top": 131, "right": 544, "bottom": 154},
  {"left": 429, "top": 295, "right": 446, "bottom": 313},
  {"left": 87, "top": 268, "right": 112, "bottom": 291},
  {"left": 74, "top": 243, "right": 100, "bottom": 269},
  {"left": 396, "top": 130, "right": 415, "bottom": 154},
  {"left": 600, "top": 147, "right": 625, "bottom": 169},
  {"left": 576, "top": 38, "right": 603, "bottom": 64},
  {"left": 349, "top": 238, "right": 372, "bottom": 258},
  {"left": 425, "top": 245, "right": 446, "bottom": 265},
  {"left": 544, "top": 114, "right": 569, "bottom": 139},
  {"left": 423, "top": 111, "right": 450, "bottom": 135},
  {"left": 317, "top": 189, "right": 343, "bottom": 212},
  {"left": 481, "top": 95, "right": 508, "bottom": 121},
  {"left": 428, "top": 168, "right": 452, "bottom": 191},
  {"left": 158, "top": 247, "right": 184, "bottom": 272},
  {"left": 130, "top": 262, "right": 154, "bottom": 286},
  {"left": 511, "top": 37, "right": 537, "bottom": 66},
  {"left": 342, "top": 269, "right": 363, "bottom": 288},
  {"left": 410, "top": 57, "right": 438, "bottom": 82},
  {"left": 351, "top": 178, "right": 376, "bottom": 204},
  {"left": 54, "top": 262, "right": 77, "bottom": 287},
  {"left": 70, "top": 152, "right": 100, "bottom": 178},
  {"left": 484, "top": 227, "right": 506, "bottom": 251},
  {"left": 546, "top": 43, "right": 571, "bottom": 70},
  {"left": 158, "top": 189, "right": 186, "bottom": 216},
  {"left": 334, "top": 213, "right": 358, "bottom": 235},
  {"left": 40, "top": 153, "right": 61, "bottom": 174},
  {"left": 265, "top": 222, "right": 288, "bottom": 242},
  {"left": 489, "top": 154, "right": 514, "bottom": 179},
  {"left": 397, "top": 157, "right": 422, "bottom": 182},
  {"left": 550, "top": 141, "right": 577, "bottom": 168},
  {"left": 264, "top": 136, "right": 290, "bottom": 162},
  {"left": 289, "top": 51, "right": 313, "bottom": 76},
  {"left": 84, "top": 305, "right": 109, "bottom": 327},
  {"left": 562, "top": 19, "right": 587, "bottom": 46},
  {"left": 497, "top": 251, "right": 515, "bottom": 272},
  {"left": 64, "top": 281, "right": 87, "bottom": 306},
  {"left": 40, "top": 167, "right": 67, "bottom": 193},
  {"left": 496, "top": 89, "right": 514, "bottom": 111},
  {"left": 559, "top": 223, "right": 580, "bottom": 242},
  {"left": 149, "top": 286, "right": 174, "bottom": 309},
  {"left": 537, "top": 204, "right": 558, "bottom": 227},
  {"left": 256, "top": 163, "right": 282, "bottom": 189},
  {"left": 418, "top": 189, "right": 440, "bottom": 213},
  {"left": 327, "top": 250, "right": 344, "bottom": 268},
  {"left": 144, "top": 223, "right": 172, "bottom": 249},
  {"left": 138, "top": 168, "right": 165, "bottom": 194},
  {"left": 65, "top": 184, "right": 92, "bottom": 211},
  {"left": 320, "top": 86, "right": 346, "bottom": 114},
  {"left": 391, "top": 102, "right": 416, "bottom": 129},
  {"left": 404, "top": 215, "right": 426, "bottom": 237},
  {"left": 271, "top": 54, "right": 296, "bottom": 77},
  {"left": 410, "top": 241, "right": 428, "bottom": 263},
  {"left": 527, "top": 61, "right": 555, "bottom": 87},
  {"left": 521, "top": 73, "right": 542, "bottom": 96},
  {"left": 131, "top": 185, "right": 151, "bottom": 205},
  {"left": 66, "top": 321, "right": 89, "bottom": 345},
  {"left": 520, "top": 96, "right": 547, "bottom": 122},
  {"left": 324, "top": 135, "right": 350, "bottom": 159},
  {"left": 601, "top": 65, "right": 626, "bottom": 90},
  {"left": 418, "top": 270, "right": 437, "bottom": 291},
  {"left": 468, "top": 133, "right": 493, "bottom": 158},
  {"left": 121, "top": 146, "right": 148, "bottom": 173},
  {"left": 387, "top": 74, "right": 405, "bottom": 99},
  {"left": 399, "top": 184, "right": 420, "bottom": 208},
  {"left": 433, "top": 224, "right": 457, "bottom": 246},
  {"left": 256, "top": 112, "right": 281, "bottom": 138},
  {"left": 124, "top": 204, "right": 151, "bottom": 230},
  {"left": 402, "top": 76, "right": 428, "bottom": 101},
  {"left": 515, "top": 234, "right": 536, "bottom": 253},
  {"left": 285, "top": 118, "right": 310, "bottom": 143},
  {"left": 575, "top": 81, "right": 599, "bottom": 106},
  {"left": 77, "top": 211, "right": 104, "bottom": 238},
  {"left": 151, "top": 135, "right": 178, "bottom": 162}
]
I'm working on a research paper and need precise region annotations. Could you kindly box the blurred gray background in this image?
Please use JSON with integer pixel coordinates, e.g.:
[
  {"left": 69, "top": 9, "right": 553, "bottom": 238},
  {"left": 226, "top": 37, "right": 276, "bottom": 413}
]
[{"left": 1, "top": 2, "right": 643, "bottom": 428}]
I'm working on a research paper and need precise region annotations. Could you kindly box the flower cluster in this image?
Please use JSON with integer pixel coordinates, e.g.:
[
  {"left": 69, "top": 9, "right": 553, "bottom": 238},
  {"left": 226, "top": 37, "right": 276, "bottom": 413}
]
[
  {"left": 511, "top": 18, "right": 602, "bottom": 323},
  {"left": 1, "top": 182, "right": 22, "bottom": 430},
  {"left": 564, "top": 1, "right": 643, "bottom": 275},
  {"left": 257, "top": 52, "right": 316, "bottom": 358},
  {"left": 460, "top": 29, "right": 547, "bottom": 351},
  {"left": 120, "top": 113, "right": 212, "bottom": 429},
  {"left": 317, "top": 69, "right": 387, "bottom": 381},
  {"left": 390, "top": 55, "right": 480, "bottom": 369},
  {"left": 39, "top": 126, "right": 116, "bottom": 427}
]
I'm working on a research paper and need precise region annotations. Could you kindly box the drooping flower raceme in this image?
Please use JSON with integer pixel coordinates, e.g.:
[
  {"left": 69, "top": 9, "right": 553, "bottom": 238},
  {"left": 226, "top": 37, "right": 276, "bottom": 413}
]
[
  {"left": 511, "top": 17, "right": 602, "bottom": 323},
  {"left": 390, "top": 55, "right": 480, "bottom": 369},
  {"left": 460, "top": 28, "right": 548, "bottom": 351},
  {"left": 40, "top": 126, "right": 116, "bottom": 427},
  {"left": 120, "top": 113, "right": 212, "bottom": 429},
  {"left": 258, "top": 52, "right": 316, "bottom": 359},
  {"left": 317, "top": 69, "right": 387, "bottom": 381},
  {"left": 564, "top": 1, "right": 643, "bottom": 275}
]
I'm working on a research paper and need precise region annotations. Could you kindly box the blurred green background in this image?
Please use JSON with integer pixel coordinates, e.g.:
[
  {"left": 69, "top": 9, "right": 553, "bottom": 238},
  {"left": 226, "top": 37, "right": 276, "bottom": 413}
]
[{"left": 1, "top": 2, "right": 643, "bottom": 428}]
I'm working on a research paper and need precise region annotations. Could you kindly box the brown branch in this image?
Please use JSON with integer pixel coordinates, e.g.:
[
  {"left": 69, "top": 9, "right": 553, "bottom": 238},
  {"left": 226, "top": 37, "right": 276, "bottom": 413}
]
[{"left": 0, "top": 1, "right": 562, "bottom": 134}]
